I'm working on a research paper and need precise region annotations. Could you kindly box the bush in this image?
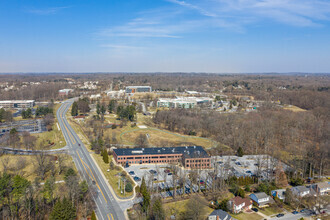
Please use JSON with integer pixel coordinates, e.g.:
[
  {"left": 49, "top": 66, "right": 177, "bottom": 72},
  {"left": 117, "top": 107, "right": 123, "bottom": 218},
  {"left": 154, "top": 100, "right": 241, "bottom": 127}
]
[
  {"left": 125, "top": 182, "right": 133, "bottom": 192},
  {"left": 111, "top": 124, "right": 117, "bottom": 129}
]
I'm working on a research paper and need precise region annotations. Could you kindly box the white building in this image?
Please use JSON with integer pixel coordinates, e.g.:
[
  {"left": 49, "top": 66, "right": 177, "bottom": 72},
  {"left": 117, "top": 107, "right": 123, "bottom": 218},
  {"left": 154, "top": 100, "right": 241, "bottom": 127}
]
[
  {"left": 291, "top": 186, "right": 310, "bottom": 197},
  {"left": 0, "top": 100, "right": 35, "bottom": 109}
]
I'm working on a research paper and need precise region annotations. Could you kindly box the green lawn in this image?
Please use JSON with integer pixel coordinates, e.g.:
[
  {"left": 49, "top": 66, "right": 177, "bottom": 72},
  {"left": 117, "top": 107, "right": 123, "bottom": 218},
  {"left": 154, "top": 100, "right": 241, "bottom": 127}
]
[{"left": 163, "top": 199, "right": 214, "bottom": 218}]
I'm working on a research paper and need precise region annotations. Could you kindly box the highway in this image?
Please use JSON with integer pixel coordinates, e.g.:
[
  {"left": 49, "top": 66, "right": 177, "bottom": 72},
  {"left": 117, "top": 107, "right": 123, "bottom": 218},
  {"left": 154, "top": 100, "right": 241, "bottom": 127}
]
[{"left": 57, "top": 100, "right": 126, "bottom": 220}]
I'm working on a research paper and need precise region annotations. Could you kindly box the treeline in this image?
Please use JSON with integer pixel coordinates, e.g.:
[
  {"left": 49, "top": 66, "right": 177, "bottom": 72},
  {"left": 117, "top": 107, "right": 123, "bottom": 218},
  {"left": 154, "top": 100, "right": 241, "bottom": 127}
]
[
  {"left": 0, "top": 167, "right": 95, "bottom": 219},
  {"left": 71, "top": 98, "right": 90, "bottom": 116},
  {"left": 153, "top": 108, "right": 329, "bottom": 177},
  {"left": 0, "top": 109, "right": 13, "bottom": 122}
]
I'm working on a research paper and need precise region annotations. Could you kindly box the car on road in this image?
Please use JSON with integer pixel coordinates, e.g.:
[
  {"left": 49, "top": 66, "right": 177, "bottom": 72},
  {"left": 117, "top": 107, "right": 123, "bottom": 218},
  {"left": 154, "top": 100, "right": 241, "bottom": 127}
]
[
  {"left": 168, "top": 173, "right": 172, "bottom": 176},
  {"left": 149, "top": 170, "right": 157, "bottom": 175},
  {"left": 276, "top": 213, "right": 284, "bottom": 218},
  {"left": 251, "top": 208, "right": 258, "bottom": 212},
  {"left": 300, "top": 209, "right": 307, "bottom": 213},
  {"left": 128, "top": 171, "right": 135, "bottom": 176},
  {"left": 235, "top": 162, "right": 241, "bottom": 165},
  {"left": 292, "top": 211, "right": 298, "bottom": 214},
  {"left": 133, "top": 176, "right": 141, "bottom": 181}
]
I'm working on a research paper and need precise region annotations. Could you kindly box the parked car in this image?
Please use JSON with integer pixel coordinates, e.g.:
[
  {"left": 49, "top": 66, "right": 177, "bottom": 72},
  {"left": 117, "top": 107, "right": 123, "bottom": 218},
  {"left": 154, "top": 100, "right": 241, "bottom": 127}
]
[
  {"left": 164, "top": 169, "right": 170, "bottom": 173},
  {"left": 217, "top": 161, "right": 223, "bottom": 164},
  {"left": 168, "top": 173, "right": 172, "bottom": 176},
  {"left": 153, "top": 178, "right": 157, "bottom": 181},
  {"left": 292, "top": 211, "right": 298, "bottom": 215},
  {"left": 235, "top": 162, "right": 241, "bottom": 166},
  {"left": 251, "top": 208, "right": 258, "bottom": 212},
  {"left": 246, "top": 170, "right": 252, "bottom": 174},
  {"left": 276, "top": 213, "right": 284, "bottom": 218},
  {"left": 129, "top": 171, "right": 135, "bottom": 176},
  {"left": 199, "top": 180, "right": 205, "bottom": 184},
  {"left": 133, "top": 176, "right": 141, "bottom": 181},
  {"left": 149, "top": 170, "right": 157, "bottom": 175}
]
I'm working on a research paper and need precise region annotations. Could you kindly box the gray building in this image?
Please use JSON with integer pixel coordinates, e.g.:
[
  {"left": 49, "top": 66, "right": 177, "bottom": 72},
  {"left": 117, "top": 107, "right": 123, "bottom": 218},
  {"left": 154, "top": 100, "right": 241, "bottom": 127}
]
[
  {"left": 125, "top": 86, "right": 152, "bottom": 93},
  {"left": 0, "top": 100, "right": 35, "bottom": 109}
]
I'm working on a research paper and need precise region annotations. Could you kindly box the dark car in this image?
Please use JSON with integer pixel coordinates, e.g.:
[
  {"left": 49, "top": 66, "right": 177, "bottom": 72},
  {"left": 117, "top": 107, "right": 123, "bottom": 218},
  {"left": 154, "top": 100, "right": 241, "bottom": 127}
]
[
  {"left": 78, "top": 143, "right": 81, "bottom": 146},
  {"left": 168, "top": 172, "right": 172, "bottom": 176},
  {"left": 235, "top": 162, "right": 241, "bottom": 166},
  {"left": 200, "top": 180, "right": 205, "bottom": 184},
  {"left": 292, "top": 211, "right": 298, "bottom": 214},
  {"left": 251, "top": 208, "right": 258, "bottom": 212},
  {"left": 246, "top": 170, "right": 252, "bottom": 174},
  {"left": 133, "top": 176, "right": 141, "bottom": 181},
  {"left": 276, "top": 213, "right": 284, "bottom": 218},
  {"left": 128, "top": 171, "right": 135, "bottom": 176},
  {"left": 153, "top": 178, "right": 157, "bottom": 181}
]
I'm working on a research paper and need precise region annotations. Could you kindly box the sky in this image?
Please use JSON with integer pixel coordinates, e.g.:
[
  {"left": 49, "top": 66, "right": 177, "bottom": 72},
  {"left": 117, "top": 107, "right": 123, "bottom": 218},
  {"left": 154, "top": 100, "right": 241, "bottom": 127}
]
[{"left": 1, "top": 0, "right": 330, "bottom": 73}]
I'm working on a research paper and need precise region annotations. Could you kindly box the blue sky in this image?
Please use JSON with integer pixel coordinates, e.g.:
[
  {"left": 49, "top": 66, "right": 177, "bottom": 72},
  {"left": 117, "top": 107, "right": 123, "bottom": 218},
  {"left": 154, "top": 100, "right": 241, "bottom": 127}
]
[{"left": 1, "top": 0, "right": 330, "bottom": 73}]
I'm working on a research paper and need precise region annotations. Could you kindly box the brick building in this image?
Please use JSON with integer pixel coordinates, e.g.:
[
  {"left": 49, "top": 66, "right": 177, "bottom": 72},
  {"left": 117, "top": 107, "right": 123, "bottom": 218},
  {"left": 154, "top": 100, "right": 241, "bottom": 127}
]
[{"left": 113, "top": 146, "right": 211, "bottom": 169}]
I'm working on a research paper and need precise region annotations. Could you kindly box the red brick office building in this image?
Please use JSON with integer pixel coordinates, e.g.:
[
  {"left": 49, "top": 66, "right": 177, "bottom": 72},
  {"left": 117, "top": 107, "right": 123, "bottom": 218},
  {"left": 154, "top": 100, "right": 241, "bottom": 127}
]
[{"left": 113, "top": 146, "right": 211, "bottom": 169}]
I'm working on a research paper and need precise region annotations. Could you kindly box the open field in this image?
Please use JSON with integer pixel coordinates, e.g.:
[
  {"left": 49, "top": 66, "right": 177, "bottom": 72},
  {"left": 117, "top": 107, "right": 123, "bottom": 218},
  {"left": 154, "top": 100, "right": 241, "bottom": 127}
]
[
  {"left": 31, "top": 103, "right": 66, "bottom": 150},
  {"left": 283, "top": 104, "right": 307, "bottom": 112},
  {"left": 163, "top": 199, "right": 214, "bottom": 219},
  {"left": 91, "top": 154, "right": 134, "bottom": 198},
  {"left": 259, "top": 206, "right": 285, "bottom": 216},
  {"left": 0, "top": 154, "right": 75, "bottom": 182},
  {"left": 232, "top": 212, "right": 264, "bottom": 220}
]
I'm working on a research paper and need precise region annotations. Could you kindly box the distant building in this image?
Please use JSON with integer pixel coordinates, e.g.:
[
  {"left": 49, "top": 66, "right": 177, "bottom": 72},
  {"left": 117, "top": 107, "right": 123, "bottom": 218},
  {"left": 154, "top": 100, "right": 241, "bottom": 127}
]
[
  {"left": 113, "top": 146, "right": 211, "bottom": 169},
  {"left": 107, "top": 90, "right": 125, "bottom": 98},
  {"left": 208, "top": 209, "right": 232, "bottom": 220},
  {"left": 0, "top": 100, "right": 35, "bottom": 109},
  {"left": 59, "top": 89, "right": 74, "bottom": 96},
  {"left": 228, "top": 196, "right": 252, "bottom": 214},
  {"left": 249, "top": 192, "right": 274, "bottom": 207},
  {"left": 157, "top": 97, "right": 212, "bottom": 109},
  {"left": 125, "top": 86, "right": 152, "bottom": 93}
]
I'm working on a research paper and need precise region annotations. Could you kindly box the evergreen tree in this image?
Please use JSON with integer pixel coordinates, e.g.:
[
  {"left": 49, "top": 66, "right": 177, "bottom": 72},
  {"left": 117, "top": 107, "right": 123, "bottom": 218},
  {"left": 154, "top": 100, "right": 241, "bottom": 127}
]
[
  {"left": 102, "top": 149, "right": 109, "bottom": 164},
  {"left": 140, "top": 177, "right": 150, "bottom": 213},
  {"left": 100, "top": 104, "right": 106, "bottom": 115},
  {"left": 108, "top": 100, "right": 117, "bottom": 113},
  {"left": 237, "top": 147, "right": 244, "bottom": 157},
  {"left": 125, "top": 182, "right": 133, "bottom": 192},
  {"left": 96, "top": 102, "right": 101, "bottom": 115},
  {"left": 151, "top": 197, "right": 165, "bottom": 220},
  {"left": 50, "top": 197, "right": 76, "bottom": 220},
  {"left": 71, "top": 102, "right": 78, "bottom": 116},
  {"left": 91, "top": 211, "right": 97, "bottom": 220}
]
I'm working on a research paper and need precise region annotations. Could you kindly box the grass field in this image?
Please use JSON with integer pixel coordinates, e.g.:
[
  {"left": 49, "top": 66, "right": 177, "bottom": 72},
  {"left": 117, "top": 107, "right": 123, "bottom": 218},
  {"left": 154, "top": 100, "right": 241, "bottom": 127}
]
[
  {"left": 232, "top": 212, "right": 264, "bottom": 220},
  {"left": 31, "top": 103, "right": 66, "bottom": 150},
  {"left": 91, "top": 154, "right": 134, "bottom": 198},
  {"left": 0, "top": 154, "right": 75, "bottom": 182},
  {"left": 163, "top": 199, "right": 214, "bottom": 219},
  {"left": 283, "top": 105, "right": 306, "bottom": 112},
  {"left": 259, "top": 206, "right": 284, "bottom": 216}
]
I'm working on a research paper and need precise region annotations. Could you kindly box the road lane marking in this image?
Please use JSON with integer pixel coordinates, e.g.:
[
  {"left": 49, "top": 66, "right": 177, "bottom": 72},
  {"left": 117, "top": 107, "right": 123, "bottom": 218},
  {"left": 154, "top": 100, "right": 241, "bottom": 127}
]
[{"left": 77, "top": 151, "right": 108, "bottom": 203}]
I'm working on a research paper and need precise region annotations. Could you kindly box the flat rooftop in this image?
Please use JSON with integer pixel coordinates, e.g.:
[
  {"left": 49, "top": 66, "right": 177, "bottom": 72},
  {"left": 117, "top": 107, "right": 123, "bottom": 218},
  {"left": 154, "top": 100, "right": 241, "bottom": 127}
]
[
  {"left": 113, "top": 146, "right": 209, "bottom": 158},
  {"left": 0, "top": 100, "right": 35, "bottom": 103}
]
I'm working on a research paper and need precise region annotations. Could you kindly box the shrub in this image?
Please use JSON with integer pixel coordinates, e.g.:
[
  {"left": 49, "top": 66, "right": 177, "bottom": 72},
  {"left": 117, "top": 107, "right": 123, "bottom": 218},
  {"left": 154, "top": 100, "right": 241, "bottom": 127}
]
[{"left": 125, "top": 182, "right": 133, "bottom": 192}]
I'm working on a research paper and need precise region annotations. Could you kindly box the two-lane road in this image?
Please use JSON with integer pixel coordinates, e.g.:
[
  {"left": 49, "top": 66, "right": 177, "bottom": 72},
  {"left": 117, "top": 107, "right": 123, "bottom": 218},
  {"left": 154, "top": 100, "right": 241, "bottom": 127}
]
[{"left": 57, "top": 100, "right": 126, "bottom": 220}]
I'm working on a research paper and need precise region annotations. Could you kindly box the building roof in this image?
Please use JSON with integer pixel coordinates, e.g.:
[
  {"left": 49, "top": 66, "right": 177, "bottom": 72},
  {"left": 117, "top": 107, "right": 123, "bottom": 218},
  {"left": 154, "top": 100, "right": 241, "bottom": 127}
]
[
  {"left": 316, "top": 182, "right": 330, "bottom": 189},
  {"left": 252, "top": 192, "right": 269, "bottom": 200},
  {"left": 229, "top": 196, "right": 251, "bottom": 207},
  {"left": 292, "top": 186, "right": 309, "bottom": 193},
  {"left": 209, "top": 209, "right": 231, "bottom": 220},
  {"left": 126, "top": 86, "right": 152, "bottom": 88},
  {"left": 0, "top": 100, "right": 35, "bottom": 104},
  {"left": 113, "top": 146, "right": 209, "bottom": 158}
]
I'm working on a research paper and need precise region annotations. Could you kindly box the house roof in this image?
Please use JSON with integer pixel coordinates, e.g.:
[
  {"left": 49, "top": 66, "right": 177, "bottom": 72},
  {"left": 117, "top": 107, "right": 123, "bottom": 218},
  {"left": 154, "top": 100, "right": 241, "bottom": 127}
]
[
  {"left": 209, "top": 209, "right": 231, "bottom": 220},
  {"left": 113, "top": 146, "right": 210, "bottom": 158},
  {"left": 252, "top": 192, "right": 269, "bottom": 200},
  {"left": 229, "top": 196, "right": 251, "bottom": 207},
  {"left": 292, "top": 186, "right": 309, "bottom": 193},
  {"left": 316, "top": 182, "right": 330, "bottom": 189}
]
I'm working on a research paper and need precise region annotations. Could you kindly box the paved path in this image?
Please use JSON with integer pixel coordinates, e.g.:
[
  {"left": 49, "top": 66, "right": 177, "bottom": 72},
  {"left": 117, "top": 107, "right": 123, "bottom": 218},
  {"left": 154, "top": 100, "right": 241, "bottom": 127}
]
[{"left": 57, "top": 100, "right": 126, "bottom": 220}]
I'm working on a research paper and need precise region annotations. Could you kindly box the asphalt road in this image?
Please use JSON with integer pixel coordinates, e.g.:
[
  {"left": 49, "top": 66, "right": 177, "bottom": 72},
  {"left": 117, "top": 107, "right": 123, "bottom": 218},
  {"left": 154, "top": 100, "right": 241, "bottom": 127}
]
[{"left": 57, "top": 100, "right": 126, "bottom": 220}]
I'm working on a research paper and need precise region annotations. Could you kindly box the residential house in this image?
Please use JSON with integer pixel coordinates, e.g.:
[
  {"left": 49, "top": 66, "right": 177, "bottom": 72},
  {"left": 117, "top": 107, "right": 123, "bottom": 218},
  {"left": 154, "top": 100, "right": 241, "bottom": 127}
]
[
  {"left": 208, "top": 209, "right": 232, "bottom": 220},
  {"left": 249, "top": 192, "right": 274, "bottom": 208},
  {"left": 271, "top": 189, "right": 286, "bottom": 200},
  {"left": 313, "top": 182, "right": 330, "bottom": 195},
  {"left": 228, "top": 196, "right": 252, "bottom": 214},
  {"left": 291, "top": 186, "right": 310, "bottom": 197}
]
